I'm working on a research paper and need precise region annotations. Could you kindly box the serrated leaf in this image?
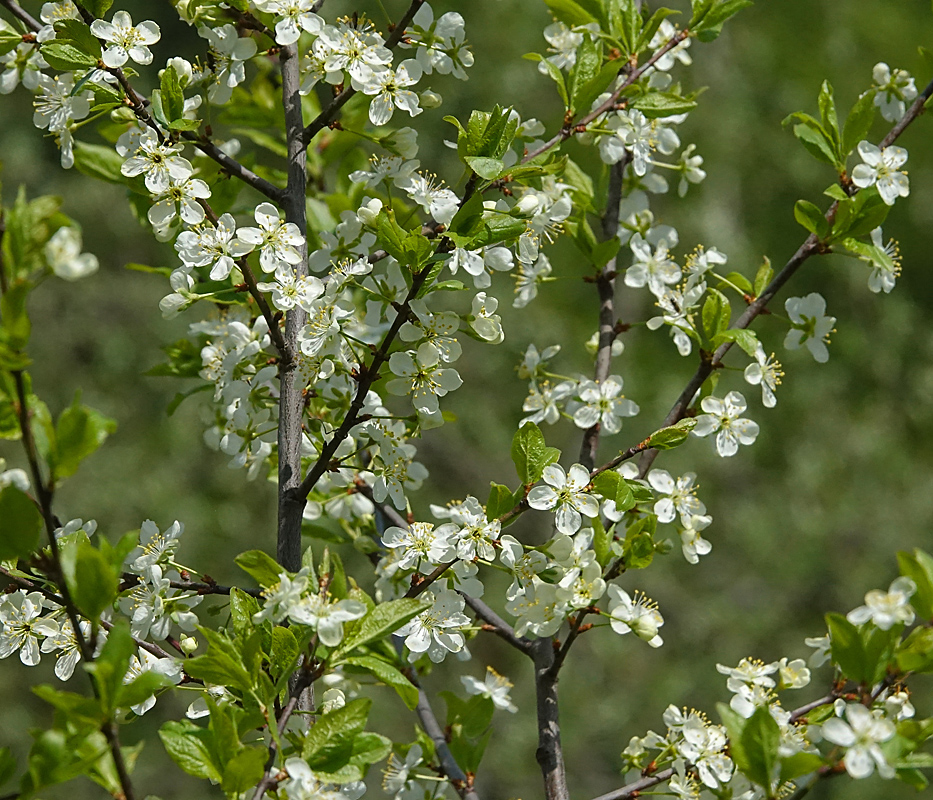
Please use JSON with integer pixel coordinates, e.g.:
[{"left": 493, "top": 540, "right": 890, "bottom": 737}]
[
  {"left": 159, "top": 720, "right": 222, "bottom": 783},
  {"left": 794, "top": 199, "right": 829, "bottom": 238},
  {"left": 628, "top": 91, "right": 698, "bottom": 119},
  {"left": 701, "top": 288, "right": 730, "bottom": 340},
  {"left": 843, "top": 90, "right": 877, "bottom": 156},
  {"left": 333, "top": 598, "right": 431, "bottom": 659},
  {"left": 741, "top": 706, "right": 780, "bottom": 788},
  {"left": 40, "top": 42, "right": 97, "bottom": 71},
  {"left": 343, "top": 655, "right": 419, "bottom": 710},
  {"left": 234, "top": 549, "right": 284, "bottom": 588},
  {"left": 647, "top": 418, "right": 697, "bottom": 450},
  {"left": 569, "top": 34, "right": 601, "bottom": 113},
  {"left": 511, "top": 421, "right": 561, "bottom": 484},
  {"left": 302, "top": 698, "right": 371, "bottom": 771}
]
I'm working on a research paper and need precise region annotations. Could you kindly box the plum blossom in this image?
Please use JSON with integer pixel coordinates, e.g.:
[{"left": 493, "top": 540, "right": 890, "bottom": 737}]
[
  {"left": 847, "top": 576, "right": 916, "bottom": 630},
  {"left": 607, "top": 586, "right": 664, "bottom": 647},
  {"left": 872, "top": 62, "right": 917, "bottom": 122},
  {"left": 120, "top": 129, "right": 193, "bottom": 194},
  {"left": 693, "top": 391, "right": 759, "bottom": 457},
  {"left": 743, "top": 345, "right": 783, "bottom": 407},
  {"left": 679, "top": 513, "right": 713, "bottom": 564},
  {"left": 45, "top": 226, "right": 99, "bottom": 281},
  {"left": 626, "top": 237, "right": 681, "bottom": 297},
  {"left": 527, "top": 463, "right": 600, "bottom": 535},
  {"left": 359, "top": 60, "right": 423, "bottom": 126},
  {"left": 570, "top": 376, "right": 639, "bottom": 434},
  {"left": 0, "top": 591, "right": 58, "bottom": 666},
  {"left": 851, "top": 141, "right": 909, "bottom": 206},
  {"left": 382, "top": 521, "right": 456, "bottom": 569},
  {"left": 198, "top": 24, "right": 258, "bottom": 105},
  {"left": 647, "top": 470, "right": 705, "bottom": 523},
  {"left": 821, "top": 703, "right": 896, "bottom": 779},
  {"left": 395, "top": 590, "right": 470, "bottom": 663},
  {"left": 287, "top": 594, "right": 367, "bottom": 646},
  {"left": 90, "top": 11, "right": 160, "bottom": 68},
  {"left": 236, "top": 203, "right": 304, "bottom": 273},
  {"left": 255, "top": 0, "right": 323, "bottom": 46},
  {"left": 784, "top": 293, "right": 835, "bottom": 363},
  {"left": 253, "top": 568, "right": 312, "bottom": 625},
  {"left": 461, "top": 667, "right": 518, "bottom": 712},
  {"left": 386, "top": 344, "right": 463, "bottom": 413}
]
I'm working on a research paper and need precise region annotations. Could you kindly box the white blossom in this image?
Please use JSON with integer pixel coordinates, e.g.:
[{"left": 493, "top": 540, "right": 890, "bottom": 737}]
[
  {"left": 821, "top": 703, "right": 896, "bottom": 779},
  {"left": 851, "top": 141, "right": 909, "bottom": 206},
  {"left": 784, "top": 293, "right": 835, "bottom": 363},
  {"left": 607, "top": 585, "right": 664, "bottom": 647},
  {"left": 90, "top": 10, "right": 160, "bottom": 68},
  {"left": 693, "top": 391, "right": 759, "bottom": 457},
  {"left": 847, "top": 576, "right": 916, "bottom": 630},
  {"left": 527, "top": 463, "right": 599, "bottom": 535},
  {"left": 461, "top": 667, "right": 518, "bottom": 712}
]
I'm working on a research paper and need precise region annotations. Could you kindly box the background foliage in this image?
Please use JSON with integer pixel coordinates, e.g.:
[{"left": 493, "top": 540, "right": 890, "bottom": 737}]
[{"left": 1, "top": 1, "right": 932, "bottom": 797}]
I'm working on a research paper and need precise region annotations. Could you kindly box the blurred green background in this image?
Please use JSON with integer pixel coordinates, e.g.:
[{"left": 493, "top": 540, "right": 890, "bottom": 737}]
[{"left": 2, "top": 0, "right": 933, "bottom": 798}]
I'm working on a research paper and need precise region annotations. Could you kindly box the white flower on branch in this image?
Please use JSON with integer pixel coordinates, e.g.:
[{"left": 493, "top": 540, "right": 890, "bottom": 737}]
[
  {"left": 539, "top": 21, "right": 585, "bottom": 72},
  {"left": 318, "top": 20, "right": 392, "bottom": 85},
  {"left": 236, "top": 203, "right": 305, "bottom": 274},
  {"left": 514, "top": 252, "right": 553, "bottom": 308},
  {"left": 0, "top": 591, "right": 58, "bottom": 667},
  {"left": 527, "top": 463, "right": 600, "bottom": 535},
  {"left": 407, "top": 3, "right": 473, "bottom": 80},
  {"left": 693, "top": 391, "right": 759, "bottom": 457},
  {"left": 382, "top": 521, "right": 456, "bottom": 570},
  {"left": 647, "top": 282, "right": 704, "bottom": 357},
  {"left": 45, "top": 226, "right": 99, "bottom": 281},
  {"left": 505, "top": 579, "right": 570, "bottom": 638},
  {"left": 469, "top": 292, "right": 504, "bottom": 343},
  {"left": 821, "top": 703, "right": 896, "bottom": 780},
  {"left": 862, "top": 227, "right": 901, "bottom": 294},
  {"left": 399, "top": 300, "right": 461, "bottom": 364},
  {"left": 128, "top": 518, "right": 185, "bottom": 573},
  {"left": 281, "top": 757, "right": 365, "bottom": 800},
  {"left": 288, "top": 594, "right": 367, "bottom": 647},
  {"left": 387, "top": 344, "right": 463, "bottom": 414},
  {"left": 872, "top": 62, "right": 917, "bottom": 122},
  {"left": 499, "top": 534, "right": 548, "bottom": 600},
  {"left": 461, "top": 667, "right": 518, "bottom": 713},
  {"left": 359, "top": 60, "right": 424, "bottom": 126},
  {"left": 784, "top": 293, "right": 835, "bottom": 363},
  {"left": 396, "top": 589, "right": 470, "bottom": 663},
  {"left": 197, "top": 24, "right": 258, "bottom": 105},
  {"left": 253, "top": 568, "right": 312, "bottom": 625},
  {"left": 39, "top": 618, "right": 90, "bottom": 681},
  {"left": 37, "top": 0, "right": 81, "bottom": 43},
  {"left": 175, "top": 213, "right": 253, "bottom": 280},
  {"left": 846, "top": 576, "right": 916, "bottom": 630},
  {"left": 626, "top": 236, "right": 681, "bottom": 297},
  {"left": 522, "top": 379, "right": 573, "bottom": 426},
  {"left": 607, "top": 585, "right": 664, "bottom": 647},
  {"left": 445, "top": 497, "right": 500, "bottom": 560},
  {"left": 122, "top": 648, "right": 183, "bottom": 715},
  {"left": 851, "top": 141, "right": 909, "bottom": 206},
  {"left": 647, "top": 469, "right": 705, "bottom": 523},
  {"left": 0, "top": 44, "right": 47, "bottom": 95},
  {"left": 90, "top": 10, "right": 160, "bottom": 69},
  {"left": 148, "top": 175, "right": 211, "bottom": 228},
  {"left": 120, "top": 129, "right": 194, "bottom": 194},
  {"left": 254, "top": 0, "right": 323, "bottom": 46},
  {"left": 679, "top": 513, "right": 713, "bottom": 564},
  {"left": 743, "top": 345, "right": 783, "bottom": 408},
  {"left": 570, "top": 375, "right": 639, "bottom": 434}
]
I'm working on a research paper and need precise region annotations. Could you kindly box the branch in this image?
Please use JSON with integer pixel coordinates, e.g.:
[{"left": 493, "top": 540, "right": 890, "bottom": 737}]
[
  {"left": 588, "top": 767, "right": 676, "bottom": 800},
  {"left": 460, "top": 593, "right": 533, "bottom": 655},
  {"left": 522, "top": 30, "right": 691, "bottom": 164},
  {"left": 578, "top": 159, "right": 626, "bottom": 470},
  {"left": 301, "top": 0, "right": 425, "bottom": 147},
  {"left": 532, "top": 638, "right": 569, "bottom": 800},
  {"left": 187, "top": 135, "right": 287, "bottom": 204},
  {"left": 635, "top": 73, "right": 933, "bottom": 479},
  {"left": 0, "top": 0, "right": 39, "bottom": 30},
  {"left": 275, "top": 38, "right": 309, "bottom": 575}
]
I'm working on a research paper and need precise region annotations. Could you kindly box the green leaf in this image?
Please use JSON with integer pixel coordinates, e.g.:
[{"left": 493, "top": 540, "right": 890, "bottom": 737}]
[
  {"left": 510, "top": 421, "right": 561, "bottom": 485},
  {"left": 544, "top": 0, "right": 599, "bottom": 27},
  {"left": 486, "top": 482, "right": 516, "bottom": 521},
  {"left": 898, "top": 549, "right": 933, "bottom": 621},
  {"left": 302, "top": 698, "right": 371, "bottom": 771},
  {"left": 713, "top": 328, "right": 760, "bottom": 357},
  {"left": 780, "top": 751, "right": 825, "bottom": 783},
  {"left": 628, "top": 91, "right": 698, "bottom": 119},
  {"left": 817, "top": 81, "right": 841, "bottom": 154},
  {"left": 53, "top": 393, "right": 117, "bottom": 480},
  {"left": 701, "top": 288, "right": 731, "bottom": 340},
  {"left": 84, "top": 619, "right": 134, "bottom": 715},
  {"left": 221, "top": 745, "right": 267, "bottom": 794},
  {"left": 636, "top": 7, "right": 680, "bottom": 51},
  {"left": 592, "top": 516, "right": 612, "bottom": 567},
  {"left": 842, "top": 90, "right": 877, "bottom": 156},
  {"left": 333, "top": 597, "right": 431, "bottom": 659},
  {"left": 718, "top": 703, "right": 751, "bottom": 775},
  {"left": 159, "top": 720, "right": 222, "bottom": 783},
  {"left": 0, "top": 21, "right": 22, "bottom": 59},
  {"left": 71, "top": 542, "right": 118, "bottom": 619},
  {"left": 235, "top": 549, "right": 284, "bottom": 588},
  {"left": 160, "top": 65, "right": 185, "bottom": 123},
  {"left": 753, "top": 256, "right": 773, "bottom": 297},
  {"left": 896, "top": 626, "right": 933, "bottom": 673},
  {"left": 117, "top": 669, "right": 172, "bottom": 709},
  {"left": 723, "top": 271, "right": 753, "bottom": 295},
  {"left": 343, "top": 655, "right": 419, "bottom": 710},
  {"left": 73, "top": 142, "right": 133, "bottom": 186},
  {"left": 741, "top": 706, "right": 781, "bottom": 789},
  {"left": 0, "top": 485, "right": 43, "bottom": 560},
  {"left": 53, "top": 19, "right": 101, "bottom": 58},
  {"left": 185, "top": 627, "right": 253, "bottom": 692},
  {"left": 525, "top": 52, "right": 569, "bottom": 107},
  {"left": 647, "top": 418, "right": 697, "bottom": 450},
  {"left": 229, "top": 587, "right": 262, "bottom": 636},
  {"left": 791, "top": 122, "right": 839, "bottom": 167},
  {"left": 824, "top": 183, "right": 848, "bottom": 201},
  {"left": 82, "top": 0, "right": 115, "bottom": 16},
  {"left": 825, "top": 612, "right": 868, "bottom": 683},
  {"left": 592, "top": 470, "right": 634, "bottom": 511},
  {"left": 269, "top": 626, "right": 301, "bottom": 689},
  {"left": 465, "top": 156, "right": 505, "bottom": 180},
  {"left": 569, "top": 34, "right": 601, "bottom": 113},
  {"left": 350, "top": 731, "right": 392, "bottom": 767},
  {"left": 0, "top": 281, "right": 31, "bottom": 349},
  {"left": 793, "top": 199, "right": 829, "bottom": 238},
  {"left": 40, "top": 42, "right": 97, "bottom": 71},
  {"left": 694, "top": 0, "right": 753, "bottom": 39}
]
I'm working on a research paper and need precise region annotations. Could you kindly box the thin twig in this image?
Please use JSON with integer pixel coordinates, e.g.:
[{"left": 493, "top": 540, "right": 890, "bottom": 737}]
[
  {"left": 0, "top": 0, "right": 39, "bottom": 30},
  {"left": 588, "top": 767, "right": 676, "bottom": 800},
  {"left": 522, "top": 31, "right": 690, "bottom": 164}
]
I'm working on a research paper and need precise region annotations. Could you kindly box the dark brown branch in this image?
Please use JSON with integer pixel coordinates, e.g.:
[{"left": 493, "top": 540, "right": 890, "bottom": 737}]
[
  {"left": 301, "top": 0, "right": 426, "bottom": 147},
  {"left": 187, "top": 135, "right": 287, "bottom": 204},
  {"left": 0, "top": 0, "right": 39, "bottom": 31},
  {"left": 276, "top": 41, "right": 309, "bottom": 573},
  {"left": 532, "top": 638, "right": 568, "bottom": 800},
  {"left": 588, "top": 767, "right": 676, "bottom": 800}
]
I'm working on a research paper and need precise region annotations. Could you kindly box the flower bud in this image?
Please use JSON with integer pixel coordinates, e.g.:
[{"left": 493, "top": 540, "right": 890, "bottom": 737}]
[
  {"left": 179, "top": 635, "right": 198, "bottom": 654},
  {"left": 419, "top": 89, "right": 443, "bottom": 109}
]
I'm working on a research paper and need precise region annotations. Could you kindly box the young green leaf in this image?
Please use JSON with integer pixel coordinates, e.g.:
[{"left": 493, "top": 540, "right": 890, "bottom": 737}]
[
  {"left": 0, "top": 485, "right": 43, "bottom": 560},
  {"left": 511, "top": 421, "right": 561, "bottom": 484}
]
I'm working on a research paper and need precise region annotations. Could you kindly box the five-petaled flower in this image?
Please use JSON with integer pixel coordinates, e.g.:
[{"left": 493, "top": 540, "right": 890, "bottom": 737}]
[
  {"left": 527, "top": 462, "right": 599, "bottom": 535},
  {"left": 693, "top": 391, "right": 759, "bottom": 457},
  {"left": 90, "top": 10, "right": 160, "bottom": 68},
  {"left": 851, "top": 141, "right": 909, "bottom": 206}
]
